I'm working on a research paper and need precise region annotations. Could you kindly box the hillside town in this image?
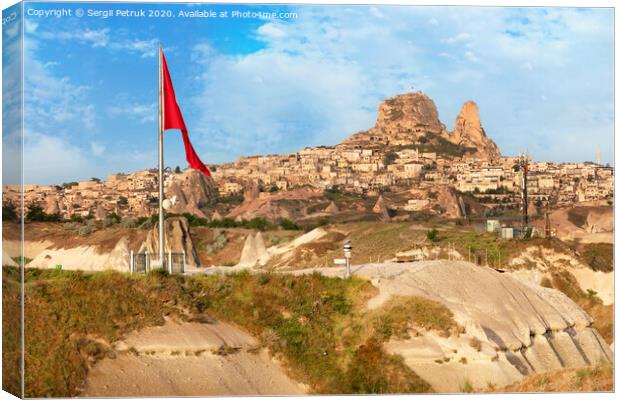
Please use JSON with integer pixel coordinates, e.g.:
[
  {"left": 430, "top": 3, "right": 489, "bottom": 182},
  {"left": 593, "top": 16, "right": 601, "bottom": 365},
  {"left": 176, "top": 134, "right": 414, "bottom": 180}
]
[{"left": 3, "top": 92, "right": 613, "bottom": 220}]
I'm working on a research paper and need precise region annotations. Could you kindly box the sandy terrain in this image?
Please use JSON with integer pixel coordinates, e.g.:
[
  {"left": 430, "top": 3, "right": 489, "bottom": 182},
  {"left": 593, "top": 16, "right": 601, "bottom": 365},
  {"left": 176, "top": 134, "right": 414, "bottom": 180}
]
[
  {"left": 82, "top": 319, "right": 305, "bottom": 397},
  {"left": 540, "top": 206, "right": 613, "bottom": 244},
  {"left": 509, "top": 245, "right": 614, "bottom": 305},
  {"left": 292, "top": 261, "right": 613, "bottom": 392}
]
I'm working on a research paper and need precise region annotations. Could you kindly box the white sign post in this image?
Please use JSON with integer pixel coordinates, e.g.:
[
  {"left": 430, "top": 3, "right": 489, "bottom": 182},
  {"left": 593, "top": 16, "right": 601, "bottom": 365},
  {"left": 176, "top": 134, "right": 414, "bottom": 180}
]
[{"left": 343, "top": 240, "right": 352, "bottom": 279}]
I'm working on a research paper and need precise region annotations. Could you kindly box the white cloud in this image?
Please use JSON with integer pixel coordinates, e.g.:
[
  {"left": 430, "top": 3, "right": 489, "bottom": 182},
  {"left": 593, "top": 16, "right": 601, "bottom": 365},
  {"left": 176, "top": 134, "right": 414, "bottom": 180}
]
[
  {"left": 33, "top": 27, "right": 158, "bottom": 58},
  {"left": 111, "top": 38, "right": 159, "bottom": 58},
  {"left": 108, "top": 102, "right": 156, "bottom": 124},
  {"left": 4, "top": 19, "right": 19, "bottom": 38},
  {"left": 39, "top": 28, "right": 110, "bottom": 48},
  {"left": 188, "top": 6, "right": 612, "bottom": 165},
  {"left": 191, "top": 48, "right": 373, "bottom": 160},
  {"left": 90, "top": 142, "right": 106, "bottom": 156},
  {"left": 23, "top": 131, "right": 93, "bottom": 184},
  {"left": 25, "top": 20, "right": 38, "bottom": 34},
  {"left": 24, "top": 40, "right": 95, "bottom": 133},
  {"left": 369, "top": 7, "right": 385, "bottom": 19},
  {"left": 445, "top": 32, "right": 473, "bottom": 44},
  {"left": 464, "top": 50, "right": 479, "bottom": 62},
  {"left": 256, "top": 23, "right": 287, "bottom": 40}
]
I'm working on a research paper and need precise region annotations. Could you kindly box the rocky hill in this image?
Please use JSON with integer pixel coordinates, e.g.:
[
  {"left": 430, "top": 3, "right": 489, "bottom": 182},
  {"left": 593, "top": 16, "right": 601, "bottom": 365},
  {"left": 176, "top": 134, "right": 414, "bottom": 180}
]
[
  {"left": 451, "top": 101, "right": 500, "bottom": 160},
  {"left": 343, "top": 92, "right": 500, "bottom": 160}
]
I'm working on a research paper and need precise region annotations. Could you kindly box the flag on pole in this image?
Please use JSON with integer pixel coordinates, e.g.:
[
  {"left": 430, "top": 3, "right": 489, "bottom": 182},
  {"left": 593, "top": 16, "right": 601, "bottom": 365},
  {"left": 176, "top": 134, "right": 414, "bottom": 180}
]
[{"left": 162, "top": 52, "right": 211, "bottom": 176}]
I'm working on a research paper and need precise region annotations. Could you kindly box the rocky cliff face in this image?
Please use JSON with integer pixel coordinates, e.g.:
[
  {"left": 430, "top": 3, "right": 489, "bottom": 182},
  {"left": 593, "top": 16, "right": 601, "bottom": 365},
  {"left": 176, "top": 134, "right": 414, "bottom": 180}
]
[
  {"left": 374, "top": 92, "right": 446, "bottom": 137},
  {"left": 166, "top": 169, "right": 218, "bottom": 218},
  {"left": 344, "top": 92, "right": 447, "bottom": 146},
  {"left": 450, "top": 101, "right": 500, "bottom": 160}
]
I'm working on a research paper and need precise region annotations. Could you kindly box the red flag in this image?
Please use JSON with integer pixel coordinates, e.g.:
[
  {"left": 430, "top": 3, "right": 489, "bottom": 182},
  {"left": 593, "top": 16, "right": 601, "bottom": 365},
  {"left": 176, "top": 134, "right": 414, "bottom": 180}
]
[{"left": 162, "top": 52, "right": 211, "bottom": 176}]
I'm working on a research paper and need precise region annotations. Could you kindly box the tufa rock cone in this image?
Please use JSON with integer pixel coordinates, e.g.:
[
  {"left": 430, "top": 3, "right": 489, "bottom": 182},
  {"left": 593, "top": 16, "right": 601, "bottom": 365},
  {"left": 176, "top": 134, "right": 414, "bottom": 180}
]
[
  {"left": 325, "top": 201, "right": 339, "bottom": 214},
  {"left": 94, "top": 203, "right": 107, "bottom": 220},
  {"left": 44, "top": 195, "right": 61, "bottom": 215},
  {"left": 211, "top": 210, "right": 223, "bottom": 221},
  {"left": 451, "top": 101, "right": 500, "bottom": 160},
  {"left": 165, "top": 169, "right": 218, "bottom": 218},
  {"left": 141, "top": 216, "right": 201, "bottom": 268},
  {"left": 372, "top": 195, "right": 391, "bottom": 221}
]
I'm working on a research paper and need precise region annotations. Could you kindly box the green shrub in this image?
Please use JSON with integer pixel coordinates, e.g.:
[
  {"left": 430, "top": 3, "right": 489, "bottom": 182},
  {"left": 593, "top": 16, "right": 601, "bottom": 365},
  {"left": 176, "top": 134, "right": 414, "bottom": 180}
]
[
  {"left": 279, "top": 218, "right": 301, "bottom": 231},
  {"left": 426, "top": 228, "right": 438, "bottom": 242}
]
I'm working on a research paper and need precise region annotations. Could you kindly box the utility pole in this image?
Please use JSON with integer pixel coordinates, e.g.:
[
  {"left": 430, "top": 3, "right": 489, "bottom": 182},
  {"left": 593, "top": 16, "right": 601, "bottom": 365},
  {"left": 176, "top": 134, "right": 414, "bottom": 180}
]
[
  {"left": 515, "top": 153, "right": 529, "bottom": 232},
  {"left": 544, "top": 205, "right": 551, "bottom": 239}
]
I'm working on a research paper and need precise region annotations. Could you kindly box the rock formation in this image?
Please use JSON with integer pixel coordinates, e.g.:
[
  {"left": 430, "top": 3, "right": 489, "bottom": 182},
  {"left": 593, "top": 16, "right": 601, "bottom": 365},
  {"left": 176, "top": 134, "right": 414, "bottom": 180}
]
[
  {"left": 211, "top": 210, "right": 223, "bottom": 221},
  {"left": 344, "top": 92, "right": 446, "bottom": 146},
  {"left": 166, "top": 169, "right": 218, "bottom": 218},
  {"left": 324, "top": 201, "right": 339, "bottom": 214},
  {"left": 94, "top": 203, "right": 107, "bottom": 220},
  {"left": 342, "top": 92, "right": 501, "bottom": 162},
  {"left": 450, "top": 101, "right": 500, "bottom": 160},
  {"left": 28, "top": 237, "right": 130, "bottom": 272},
  {"left": 436, "top": 186, "right": 464, "bottom": 218},
  {"left": 373, "top": 92, "right": 446, "bottom": 137},
  {"left": 141, "top": 217, "right": 201, "bottom": 268},
  {"left": 44, "top": 195, "right": 60, "bottom": 215},
  {"left": 237, "top": 232, "right": 269, "bottom": 268},
  {"left": 332, "top": 261, "right": 613, "bottom": 392},
  {"left": 372, "top": 195, "right": 391, "bottom": 221}
]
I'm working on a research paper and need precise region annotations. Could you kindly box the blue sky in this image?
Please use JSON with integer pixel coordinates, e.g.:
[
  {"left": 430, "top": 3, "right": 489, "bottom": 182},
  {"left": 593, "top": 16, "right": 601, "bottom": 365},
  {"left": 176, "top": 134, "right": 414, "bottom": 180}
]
[{"left": 2, "top": 2, "right": 614, "bottom": 185}]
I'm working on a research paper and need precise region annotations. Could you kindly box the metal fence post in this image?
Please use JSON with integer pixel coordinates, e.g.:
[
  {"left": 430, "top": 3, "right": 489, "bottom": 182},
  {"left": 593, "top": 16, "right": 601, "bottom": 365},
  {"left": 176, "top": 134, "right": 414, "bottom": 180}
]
[
  {"left": 130, "top": 250, "right": 134, "bottom": 274},
  {"left": 145, "top": 250, "right": 149, "bottom": 272},
  {"left": 168, "top": 250, "right": 172, "bottom": 274},
  {"left": 182, "top": 250, "right": 186, "bottom": 274}
]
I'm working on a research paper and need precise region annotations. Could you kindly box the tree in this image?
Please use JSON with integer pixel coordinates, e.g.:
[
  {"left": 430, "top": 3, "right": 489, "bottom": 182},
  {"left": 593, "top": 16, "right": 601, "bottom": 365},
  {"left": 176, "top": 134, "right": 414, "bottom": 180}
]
[
  {"left": 269, "top": 185, "right": 279, "bottom": 193},
  {"left": 117, "top": 196, "right": 128, "bottom": 206},
  {"left": 383, "top": 151, "right": 397, "bottom": 166},
  {"left": 90, "top": 177, "right": 101, "bottom": 183},
  {"left": 174, "top": 166, "right": 182, "bottom": 173},
  {"left": 61, "top": 182, "right": 78, "bottom": 189},
  {"left": 25, "top": 204, "right": 60, "bottom": 222},
  {"left": 2, "top": 202, "right": 18, "bottom": 222}
]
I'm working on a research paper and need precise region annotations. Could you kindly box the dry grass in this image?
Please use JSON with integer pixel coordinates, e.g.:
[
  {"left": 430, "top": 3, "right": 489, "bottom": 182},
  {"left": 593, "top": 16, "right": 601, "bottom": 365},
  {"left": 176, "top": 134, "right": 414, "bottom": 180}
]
[
  {"left": 580, "top": 243, "right": 613, "bottom": 272},
  {"left": 2, "top": 267, "right": 21, "bottom": 397},
  {"left": 496, "top": 363, "right": 613, "bottom": 392},
  {"left": 548, "top": 270, "right": 613, "bottom": 344},
  {"left": 10, "top": 266, "right": 433, "bottom": 397},
  {"left": 369, "top": 296, "right": 462, "bottom": 341}
]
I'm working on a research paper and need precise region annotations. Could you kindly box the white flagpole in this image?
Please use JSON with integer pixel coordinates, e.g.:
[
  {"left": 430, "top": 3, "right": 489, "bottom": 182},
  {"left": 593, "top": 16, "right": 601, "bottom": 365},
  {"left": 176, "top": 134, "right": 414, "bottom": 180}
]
[{"left": 158, "top": 46, "right": 165, "bottom": 266}]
